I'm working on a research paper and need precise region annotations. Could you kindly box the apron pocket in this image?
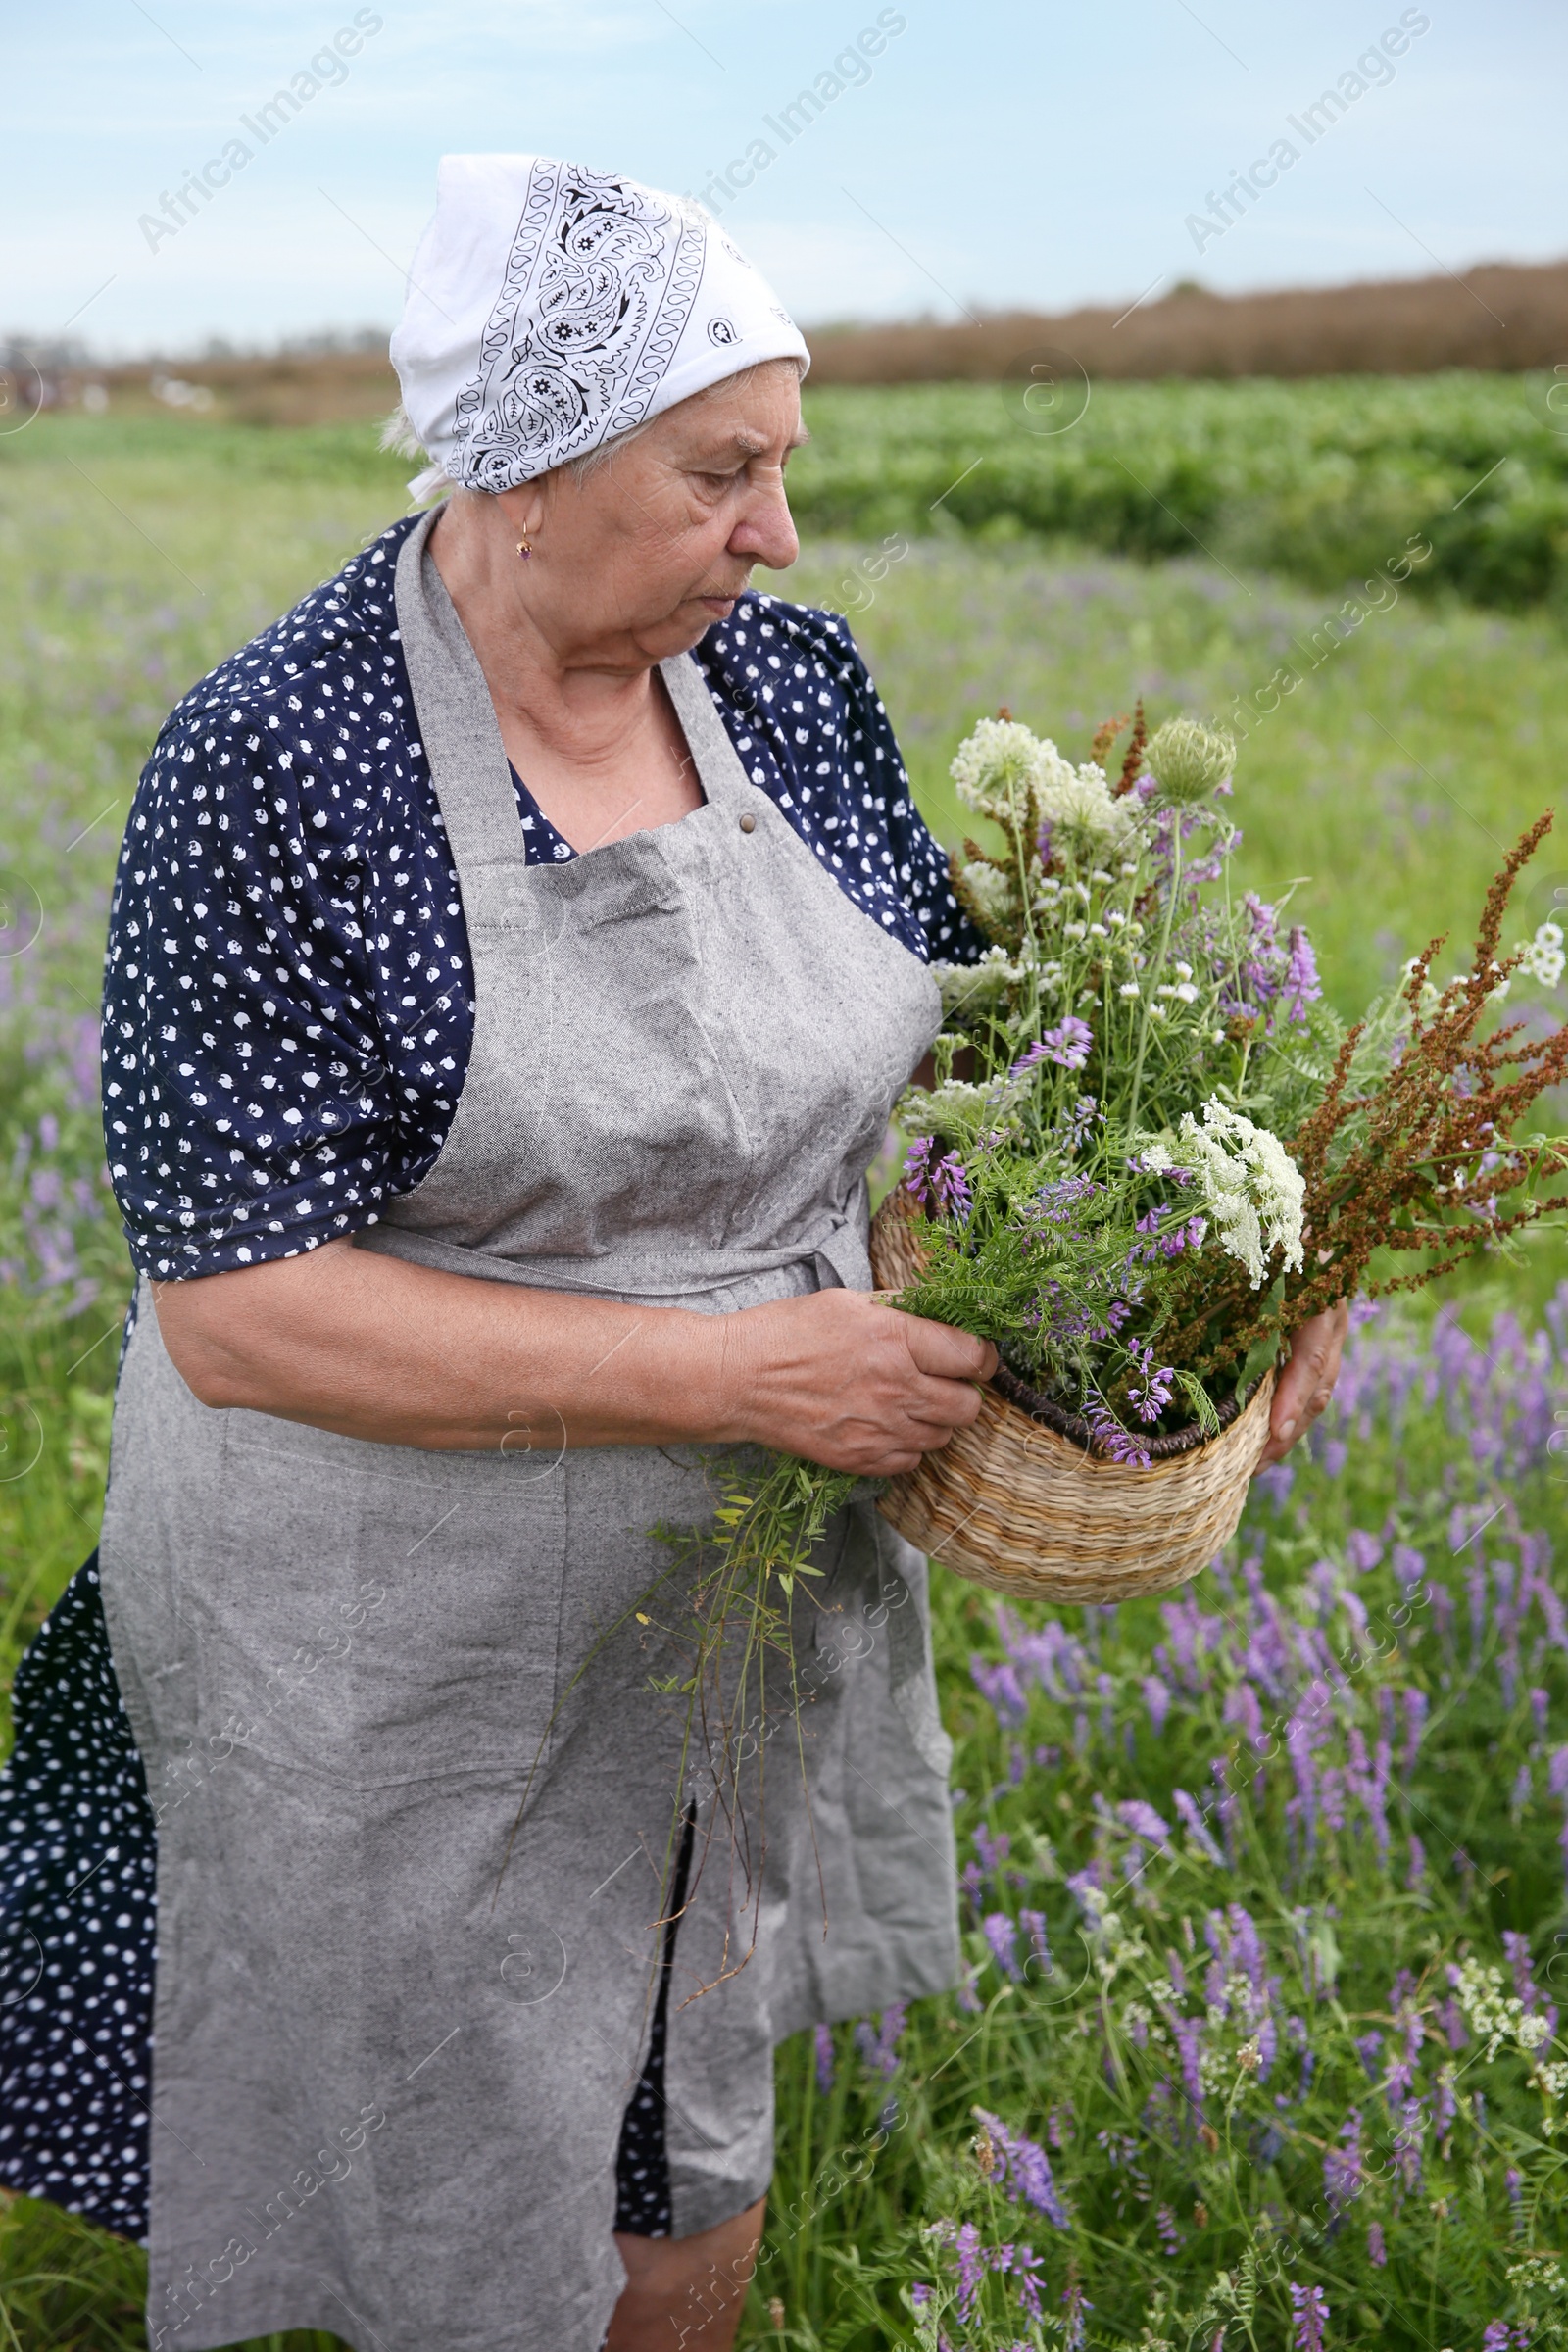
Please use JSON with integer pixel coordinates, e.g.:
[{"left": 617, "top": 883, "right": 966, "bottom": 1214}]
[{"left": 196, "top": 1416, "right": 568, "bottom": 1789}]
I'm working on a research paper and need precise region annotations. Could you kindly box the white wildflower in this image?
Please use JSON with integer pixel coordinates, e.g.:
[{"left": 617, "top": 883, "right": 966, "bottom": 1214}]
[
  {"left": 1453, "top": 1955, "right": 1551, "bottom": 2063},
  {"left": 949, "top": 717, "right": 1044, "bottom": 826},
  {"left": 903, "top": 1079, "right": 991, "bottom": 1140},
  {"left": 931, "top": 947, "right": 1021, "bottom": 1017},
  {"left": 1035, "top": 742, "right": 1138, "bottom": 847},
  {"left": 1119, "top": 982, "right": 1142, "bottom": 999},
  {"left": 1153, "top": 1099, "right": 1305, "bottom": 1289},
  {"left": 1516, "top": 919, "right": 1566, "bottom": 989},
  {"left": 957, "top": 860, "right": 1016, "bottom": 930}
]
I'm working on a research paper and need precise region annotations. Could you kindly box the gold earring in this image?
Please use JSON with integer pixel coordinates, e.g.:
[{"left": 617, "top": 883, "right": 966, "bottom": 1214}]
[{"left": 515, "top": 523, "right": 532, "bottom": 561}]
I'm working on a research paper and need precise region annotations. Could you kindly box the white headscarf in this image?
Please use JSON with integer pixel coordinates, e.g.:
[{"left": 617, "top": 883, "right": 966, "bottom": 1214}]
[{"left": 391, "top": 154, "right": 810, "bottom": 498}]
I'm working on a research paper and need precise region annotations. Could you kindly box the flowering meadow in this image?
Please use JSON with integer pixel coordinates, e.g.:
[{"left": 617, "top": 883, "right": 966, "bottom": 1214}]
[
  {"left": 758, "top": 1292, "right": 1568, "bottom": 2351},
  {"left": 0, "top": 413, "right": 1564, "bottom": 2350}
]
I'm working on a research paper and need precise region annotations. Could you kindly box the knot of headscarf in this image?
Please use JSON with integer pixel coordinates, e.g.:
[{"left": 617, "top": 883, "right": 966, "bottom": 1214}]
[{"left": 391, "top": 154, "right": 809, "bottom": 496}]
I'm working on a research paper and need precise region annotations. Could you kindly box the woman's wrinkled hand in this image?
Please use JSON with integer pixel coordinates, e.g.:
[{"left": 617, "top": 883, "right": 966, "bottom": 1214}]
[
  {"left": 717, "top": 1290, "right": 997, "bottom": 1476},
  {"left": 1257, "top": 1301, "right": 1350, "bottom": 1467}
]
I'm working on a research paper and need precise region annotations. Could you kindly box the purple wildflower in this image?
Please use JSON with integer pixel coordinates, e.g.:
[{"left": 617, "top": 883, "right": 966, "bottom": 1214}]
[
  {"left": 1283, "top": 925, "right": 1322, "bottom": 1021},
  {"left": 1038, "top": 1015, "right": 1094, "bottom": 1072},
  {"left": 1173, "top": 1787, "right": 1225, "bottom": 1866},
  {"left": 1062, "top": 2278, "right": 1091, "bottom": 2352},
  {"left": 1367, "top": 2222, "right": 1387, "bottom": 2267},
  {"left": 854, "top": 2003, "right": 906, "bottom": 2082},
  {"left": 813, "top": 2021, "right": 836, "bottom": 2093},
  {"left": 1019, "top": 1908, "right": 1053, "bottom": 1979},
  {"left": 983, "top": 1913, "right": 1020, "bottom": 1980},
  {"left": 1507, "top": 2166, "right": 1525, "bottom": 2236},
  {"left": 1405, "top": 1834, "right": 1426, "bottom": 1890},
  {"left": 1324, "top": 2111, "right": 1363, "bottom": 2223},
  {"left": 1085, "top": 1399, "right": 1152, "bottom": 1467},
  {"left": 973, "top": 2107, "right": 1071, "bottom": 2228},
  {"left": 1483, "top": 2327, "right": 1514, "bottom": 2352},
  {"left": 932, "top": 1152, "right": 972, "bottom": 1223},
  {"left": 1143, "top": 1675, "right": 1172, "bottom": 1735},
  {"left": 1289, "top": 2283, "right": 1329, "bottom": 2352},
  {"left": 902, "top": 1134, "right": 934, "bottom": 1206},
  {"left": 1127, "top": 1342, "right": 1177, "bottom": 1424},
  {"left": 1032, "top": 1172, "right": 1100, "bottom": 1223},
  {"left": 1155, "top": 2204, "right": 1182, "bottom": 2256}
]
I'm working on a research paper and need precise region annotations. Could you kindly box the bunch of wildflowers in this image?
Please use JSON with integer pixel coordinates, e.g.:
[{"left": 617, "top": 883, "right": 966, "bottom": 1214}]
[{"left": 892, "top": 703, "right": 1568, "bottom": 1452}]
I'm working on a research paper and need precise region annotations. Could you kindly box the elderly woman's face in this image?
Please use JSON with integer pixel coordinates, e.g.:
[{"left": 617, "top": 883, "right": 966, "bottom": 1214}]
[{"left": 537, "top": 359, "right": 807, "bottom": 661}]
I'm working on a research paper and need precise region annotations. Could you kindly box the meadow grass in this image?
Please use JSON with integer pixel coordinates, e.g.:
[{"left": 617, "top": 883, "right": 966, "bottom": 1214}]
[{"left": 0, "top": 413, "right": 1563, "bottom": 2350}]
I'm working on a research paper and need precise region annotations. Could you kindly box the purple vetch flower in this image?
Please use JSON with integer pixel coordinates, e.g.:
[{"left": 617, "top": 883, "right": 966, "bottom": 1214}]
[
  {"left": 1155, "top": 2204, "right": 1182, "bottom": 2255},
  {"left": 933, "top": 1152, "right": 972, "bottom": 1223},
  {"left": 1019, "top": 1908, "right": 1052, "bottom": 1978},
  {"left": 1143, "top": 1674, "right": 1172, "bottom": 1736},
  {"left": 1323, "top": 2110, "right": 1363, "bottom": 2223},
  {"left": 952, "top": 2223, "right": 987, "bottom": 2322},
  {"left": 1038, "top": 1015, "right": 1094, "bottom": 1071},
  {"left": 1367, "top": 2221, "right": 1387, "bottom": 2267},
  {"left": 854, "top": 2003, "right": 907, "bottom": 2082},
  {"left": 971, "top": 1655, "right": 1029, "bottom": 1729},
  {"left": 983, "top": 1913, "right": 1021, "bottom": 1980},
  {"left": 1127, "top": 1343, "right": 1177, "bottom": 1424},
  {"left": 1283, "top": 926, "right": 1322, "bottom": 1022},
  {"left": 1062, "top": 2278, "right": 1092, "bottom": 2352},
  {"left": 1345, "top": 1528, "right": 1383, "bottom": 1574},
  {"left": 1085, "top": 1399, "right": 1152, "bottom": 1467},
  {"left": 1289, "top": 2282, "right": 1329, "bottom": 2352},
  {"left": 1169, "top": 2015, "right": 1207, "bottom": 2118},
  {"left": 1253, "top": 1461, "right": 1295, "bottom": 1509},
  {"left": 1402, "top": 1688, "right": 1429, "bottom": 1775},
  {"left": 1532, "top": 1687, "right": 1550, "bottom": 1734},
  {"left": 1507, "top": 2166, "right": 1525, "bottom": 2235},
  {"left": 1483, "top": 2326, "right": 1514, "bottom": 2352},
  {"left": 1393, "top": 2095, "right": 1427, "bottom": 2197},
  {"left": 973, "top": 2107, "right": 1071, "bottom": 2228},
  {"left": 1173, "top": 1788, "right": 1225, "bottom": 1866},
  {"left": 1118, "top": 1799, "right": 1172, "bottom": 1845},
  {"left": 1355, "top": 2032, "right": 1384, "bottom": 2082},
  {"left": 814, "top": 2021, "right": 836, "bottom": 2092}
]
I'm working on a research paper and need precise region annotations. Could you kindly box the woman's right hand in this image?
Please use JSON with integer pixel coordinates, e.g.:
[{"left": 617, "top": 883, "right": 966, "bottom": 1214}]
[{"left": 715, "top": 1289, "right": 997, "bottom": 1476}]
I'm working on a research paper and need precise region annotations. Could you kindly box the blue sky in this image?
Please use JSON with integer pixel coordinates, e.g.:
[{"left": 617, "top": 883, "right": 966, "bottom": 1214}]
[{"left": 7, "top": 0, "right": 1565, "bottom": 354}]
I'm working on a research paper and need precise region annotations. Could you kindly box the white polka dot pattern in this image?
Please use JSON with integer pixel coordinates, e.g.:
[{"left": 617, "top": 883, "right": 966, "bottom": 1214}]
[{"left": 0, "top": 1560, "right": 156, "bottom": 2241}]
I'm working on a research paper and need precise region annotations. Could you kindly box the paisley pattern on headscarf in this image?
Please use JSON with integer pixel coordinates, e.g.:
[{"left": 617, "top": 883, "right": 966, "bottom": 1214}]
[{"left": 453, "top": 162, "right": 707, "bottom": 492}]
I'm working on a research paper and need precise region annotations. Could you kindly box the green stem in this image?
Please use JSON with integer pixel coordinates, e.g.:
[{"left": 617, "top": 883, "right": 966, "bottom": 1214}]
[{"left": 1127, "top": 816, "right": 1182, "bottom": 1136}]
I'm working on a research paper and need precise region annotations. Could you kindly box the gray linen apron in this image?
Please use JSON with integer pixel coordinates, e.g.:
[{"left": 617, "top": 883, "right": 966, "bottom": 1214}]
[{"left": 98, "top": 506, "right": 958, "bottom": 2352}]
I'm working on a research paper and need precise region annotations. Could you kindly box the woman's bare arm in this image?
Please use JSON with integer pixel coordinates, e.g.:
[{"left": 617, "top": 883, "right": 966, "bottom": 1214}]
[{"left": 150, "top": 1236, "right": 996, "bottom": 1477}]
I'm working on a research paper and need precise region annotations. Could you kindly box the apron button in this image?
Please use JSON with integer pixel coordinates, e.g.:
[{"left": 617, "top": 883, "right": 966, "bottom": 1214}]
[{"left": 738, "top": 811, "right": 757, "bottom": 834}]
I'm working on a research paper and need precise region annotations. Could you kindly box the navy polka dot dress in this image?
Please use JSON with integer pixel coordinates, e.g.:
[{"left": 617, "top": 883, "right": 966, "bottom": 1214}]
[{"left": 0, "top": 512, "right": 984, "bottom": 2242}]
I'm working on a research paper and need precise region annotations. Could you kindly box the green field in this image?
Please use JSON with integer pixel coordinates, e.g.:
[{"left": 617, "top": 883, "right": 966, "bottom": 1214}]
[{"left": 0, "top": 399, "right": 1565, "bottom": 2350}]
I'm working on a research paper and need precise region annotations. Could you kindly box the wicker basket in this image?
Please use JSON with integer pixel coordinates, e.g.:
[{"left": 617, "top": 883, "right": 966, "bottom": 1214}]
[{"left": 868, "top": 1190, "right": 1275, "bottom": 1605}]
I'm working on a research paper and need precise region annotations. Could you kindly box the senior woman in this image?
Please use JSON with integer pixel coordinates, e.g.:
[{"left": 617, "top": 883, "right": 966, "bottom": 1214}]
[{"left": 0, "top": 157, "right": 1347, "bottom": 2352}]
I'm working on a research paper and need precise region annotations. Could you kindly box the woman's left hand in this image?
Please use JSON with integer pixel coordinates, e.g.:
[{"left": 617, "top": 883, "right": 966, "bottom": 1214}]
[{"left": 1257, "top": 1301, "right": 1350, "bottom": 1466}]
